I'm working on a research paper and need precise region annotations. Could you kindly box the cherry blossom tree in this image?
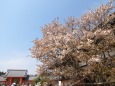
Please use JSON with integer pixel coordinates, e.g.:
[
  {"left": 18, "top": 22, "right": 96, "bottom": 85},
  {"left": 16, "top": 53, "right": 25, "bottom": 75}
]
[{"left": 31, "top": 0, "right": 115, "bottom": 84}]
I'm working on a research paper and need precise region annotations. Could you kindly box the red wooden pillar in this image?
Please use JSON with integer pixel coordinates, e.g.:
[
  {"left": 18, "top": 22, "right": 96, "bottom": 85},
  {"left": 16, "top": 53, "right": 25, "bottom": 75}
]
[
  {"left": 9, "top": 77, "right": 13, "bottom": 85},
  {"left": 19, "top": 78, "right": 23, "bottom": 84}
]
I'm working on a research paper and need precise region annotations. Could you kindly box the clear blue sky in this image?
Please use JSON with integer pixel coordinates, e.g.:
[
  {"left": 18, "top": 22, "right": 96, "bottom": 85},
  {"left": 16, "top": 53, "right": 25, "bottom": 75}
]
[{"left": 0, "top": 0, "right": 111, "bottom": 74}]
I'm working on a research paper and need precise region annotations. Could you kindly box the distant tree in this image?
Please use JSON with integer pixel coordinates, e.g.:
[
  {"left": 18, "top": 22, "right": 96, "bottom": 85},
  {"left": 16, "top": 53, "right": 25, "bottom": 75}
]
[
  {"left": 31, "top": 0, "right": 115, "bottom": 84},
  {"left": 33, "top": 74, "right": 49, "bottom": 86},
  {"left": 0, "top": 71, "right": 6, "bottom": 76}
]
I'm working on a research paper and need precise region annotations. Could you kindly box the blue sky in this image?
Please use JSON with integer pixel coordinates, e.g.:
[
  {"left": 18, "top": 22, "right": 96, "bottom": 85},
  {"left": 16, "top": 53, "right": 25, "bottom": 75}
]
[{"left": 0, "top": 0, "right": 111, "bottom": 74}]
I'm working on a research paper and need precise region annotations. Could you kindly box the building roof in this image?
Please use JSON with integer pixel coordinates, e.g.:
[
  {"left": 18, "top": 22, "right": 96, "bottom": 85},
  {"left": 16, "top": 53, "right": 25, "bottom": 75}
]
[
  {"left": 26, "top": 75, "right": 37, "bottom": 81},
  {"left": 0, "top": 76, "right": 6, "bottom": 81},
  {"left": 5, "top": 69, "right": 28, "bottom": 77}
]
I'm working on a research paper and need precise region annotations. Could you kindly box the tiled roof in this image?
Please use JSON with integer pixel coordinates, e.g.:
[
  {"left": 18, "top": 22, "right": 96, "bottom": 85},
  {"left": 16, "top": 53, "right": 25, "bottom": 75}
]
[
  {"left": 0, "top": 76, "right": 6, "bottom": 81},
  {"left": 6, "top": 69, "right": 27, "bottom": 77},
  {"left": 26, "top": 75, "right": 37, "bottom": 81}
]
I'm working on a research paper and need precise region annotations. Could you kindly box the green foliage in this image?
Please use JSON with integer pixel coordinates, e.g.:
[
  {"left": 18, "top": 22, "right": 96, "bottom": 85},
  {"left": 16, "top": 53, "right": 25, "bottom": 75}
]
[
  {"left": 33, "top": 74, "right": 49, "bottom": 86},
  {"left": 0, "top": 71, "right": 6, "bottom": 76}
]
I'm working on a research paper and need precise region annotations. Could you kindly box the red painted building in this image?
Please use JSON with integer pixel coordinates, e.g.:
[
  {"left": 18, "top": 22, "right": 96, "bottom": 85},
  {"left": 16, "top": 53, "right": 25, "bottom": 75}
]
[
  {"left": 0, "top": 76, "right": 6, "bottom": 85},
  {"left": 0, "top": 69, "right": 37, "bottom": 85}
]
